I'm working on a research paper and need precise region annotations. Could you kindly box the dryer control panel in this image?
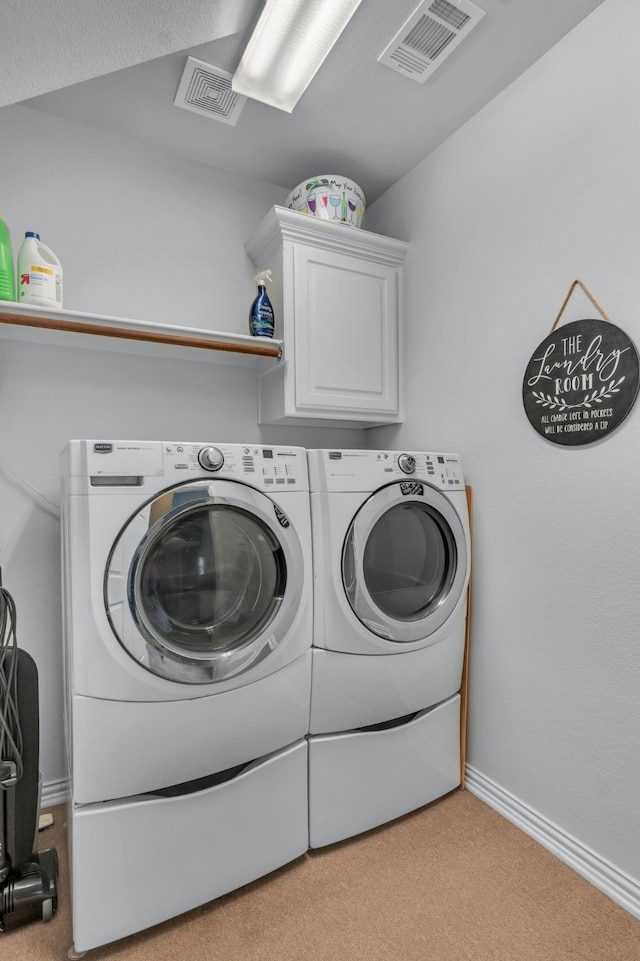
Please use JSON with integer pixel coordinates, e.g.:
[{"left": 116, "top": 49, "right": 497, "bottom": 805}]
[
  {"left": 63, "top": 440, "right": 309, "bottom": 492},
  {"left": 307, "top": 449, "right": 464, "bottom": 492}
]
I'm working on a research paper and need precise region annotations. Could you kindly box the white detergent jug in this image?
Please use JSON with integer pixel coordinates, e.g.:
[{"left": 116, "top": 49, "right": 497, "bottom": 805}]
[{"left": 17, "top": 232, "right": 63, "bottom": 309}]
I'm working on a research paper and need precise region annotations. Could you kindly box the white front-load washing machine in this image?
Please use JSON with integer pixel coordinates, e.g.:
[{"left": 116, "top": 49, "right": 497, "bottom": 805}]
[
  {"left": 60, "top": 440, "right": 312, "bottom": 953},
  {"left": 307, "top": 448, "right": 470, "bottom": 847}
]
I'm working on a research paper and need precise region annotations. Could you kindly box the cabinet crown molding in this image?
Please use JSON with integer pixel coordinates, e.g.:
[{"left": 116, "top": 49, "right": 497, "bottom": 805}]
[{"left": 245, "top": 206, "right": 408, "bottom": 268}]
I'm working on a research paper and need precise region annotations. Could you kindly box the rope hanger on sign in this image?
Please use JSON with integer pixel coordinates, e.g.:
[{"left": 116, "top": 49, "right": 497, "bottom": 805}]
[{"left": 549, "top": 278, "right": 612, "bottom": 334}]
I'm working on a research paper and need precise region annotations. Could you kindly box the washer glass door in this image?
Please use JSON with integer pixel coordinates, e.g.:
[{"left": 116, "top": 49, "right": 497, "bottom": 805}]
[
  {"left": 105, "top": 481, "right": 303, "bottom": 683},
  {"left": 342, "top": 482, "right": 467, "bottom": 642}
]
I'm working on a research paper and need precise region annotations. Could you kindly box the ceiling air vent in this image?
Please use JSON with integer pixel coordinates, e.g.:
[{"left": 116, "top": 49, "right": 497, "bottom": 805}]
[
  {"left": 174, "top": 57, "right": 247, "bottom": 126},
  {"left": 378, "top": 0, "right": 485, "bottom": 84}
]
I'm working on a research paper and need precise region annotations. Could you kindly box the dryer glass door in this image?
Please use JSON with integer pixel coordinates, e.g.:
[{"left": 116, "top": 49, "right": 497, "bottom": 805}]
[
  {"left": 105, "top": 481, "right": 303, "bottom": 683},
  {"left": 342, "top": 483, "right": 468, "bottom": 643}
]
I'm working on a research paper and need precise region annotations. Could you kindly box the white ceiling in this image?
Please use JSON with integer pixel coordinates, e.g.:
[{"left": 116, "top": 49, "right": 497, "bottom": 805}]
[{"left": 3, "top": 0, "right": 606, "bottom": 205}]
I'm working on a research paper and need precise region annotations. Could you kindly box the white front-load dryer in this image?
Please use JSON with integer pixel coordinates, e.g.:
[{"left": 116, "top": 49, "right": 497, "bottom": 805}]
[
  {"left": 60, "top": 440, "right": 312, "bottom": 952},
  {"left": 306, "top": 448, "right": 470, "bottom": 847}
]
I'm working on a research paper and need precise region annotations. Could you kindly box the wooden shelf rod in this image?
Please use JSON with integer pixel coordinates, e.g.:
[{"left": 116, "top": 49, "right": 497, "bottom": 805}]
[{"left": 0, "top": 310, "right": 282, "bottom": 359}]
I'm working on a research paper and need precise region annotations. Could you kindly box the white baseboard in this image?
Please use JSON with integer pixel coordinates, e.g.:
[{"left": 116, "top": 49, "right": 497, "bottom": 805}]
[
  {"left": 465, "top": 765, "right": 640, "bottom": 921},
  {"left": 40, "top": 766, "right": 640, "bottom": 920},
  {"left": 41, "top": 776, "right": 70, "bottom": 809}
]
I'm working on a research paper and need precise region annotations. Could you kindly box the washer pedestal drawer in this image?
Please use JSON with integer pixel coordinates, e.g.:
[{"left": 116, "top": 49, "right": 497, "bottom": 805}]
[
  {"left": 69, "top": 739, "right": 308, "bottom": 953},
  {"left": 71, "top": 650, "right": 312, "bottom": 804},
  {"left": 308, "top": 695, "right": 460, "bottom": 848}
]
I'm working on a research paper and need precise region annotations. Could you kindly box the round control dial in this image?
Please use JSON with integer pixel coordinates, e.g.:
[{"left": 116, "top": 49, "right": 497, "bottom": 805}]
[
  {"left": 198, "top": 446, "right": 224, "bottom": 471},
  {"left": 398, "top": 453, "right": 416, "bottom": 474}
]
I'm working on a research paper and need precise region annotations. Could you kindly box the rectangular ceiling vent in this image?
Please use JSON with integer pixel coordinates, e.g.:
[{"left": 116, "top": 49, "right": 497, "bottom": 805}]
[
  {"left": 174, "top": 57, "right": 247, "bottom": 126},
  {"left": 378, "top": 0, "right": 485, "bottom": 84}
]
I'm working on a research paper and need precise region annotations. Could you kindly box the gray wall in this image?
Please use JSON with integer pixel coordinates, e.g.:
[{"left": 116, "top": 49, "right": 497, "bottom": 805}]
[{"left": 367, "top": 0, "right": 640, "bottom": 905}]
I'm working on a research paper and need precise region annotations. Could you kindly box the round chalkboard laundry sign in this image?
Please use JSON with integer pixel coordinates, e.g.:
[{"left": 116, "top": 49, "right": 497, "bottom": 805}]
[{"left": 522, "top": 318, "right": 639, "bottom": 445}]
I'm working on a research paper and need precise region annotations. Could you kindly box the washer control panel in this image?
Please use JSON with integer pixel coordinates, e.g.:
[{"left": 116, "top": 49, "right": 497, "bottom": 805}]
[
  {"left": 163, "top": 443, "right": 308, "bottom": 489},
  {"left": 76, "top": 441, "right": 309, "bottom": 491}
]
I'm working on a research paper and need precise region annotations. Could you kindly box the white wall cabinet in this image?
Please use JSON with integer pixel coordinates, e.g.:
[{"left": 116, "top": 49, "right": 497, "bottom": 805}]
[{"left": 245, "top": 206, "right": 408, "bottom": 429}]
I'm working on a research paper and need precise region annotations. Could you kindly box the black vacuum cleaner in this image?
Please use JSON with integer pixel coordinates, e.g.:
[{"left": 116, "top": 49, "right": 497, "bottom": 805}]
[{"left": 0, "top": 583, "right": 58, "bottom": 931}]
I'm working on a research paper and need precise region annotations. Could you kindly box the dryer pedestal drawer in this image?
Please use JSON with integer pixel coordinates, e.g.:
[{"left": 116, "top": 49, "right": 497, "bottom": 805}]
[
  {"left": 69, "top": 739, "right": 308, "bottom": 953},
  {"left": 308, "top": 695, "right": 460, "bottom": 848},
  {"left": 310, "top": 622, "right": 465, "bottom": 734}
]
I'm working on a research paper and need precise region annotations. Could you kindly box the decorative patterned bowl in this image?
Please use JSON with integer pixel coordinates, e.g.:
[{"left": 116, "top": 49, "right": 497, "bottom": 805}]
[{"left": 285, "top": 175, "right": 366, "bottom": 228}]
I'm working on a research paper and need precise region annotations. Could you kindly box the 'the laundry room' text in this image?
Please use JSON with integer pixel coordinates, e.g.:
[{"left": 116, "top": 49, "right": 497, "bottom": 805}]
[{"left": 526, "top": 332, "right": 629, "bottom": 393}]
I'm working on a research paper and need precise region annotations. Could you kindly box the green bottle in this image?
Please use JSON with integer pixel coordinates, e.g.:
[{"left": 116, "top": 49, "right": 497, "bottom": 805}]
[
  {"left": 340, "top": 191, "right": 348, "bottom": 222},
  {"left": 0, "top": 216, "right": 16, "bottom": 301}
]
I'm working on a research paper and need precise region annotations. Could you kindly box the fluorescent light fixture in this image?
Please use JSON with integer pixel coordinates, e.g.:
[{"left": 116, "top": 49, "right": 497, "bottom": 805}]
[{"left": 232, "top": 0, "right": 363, "bottom": 113}]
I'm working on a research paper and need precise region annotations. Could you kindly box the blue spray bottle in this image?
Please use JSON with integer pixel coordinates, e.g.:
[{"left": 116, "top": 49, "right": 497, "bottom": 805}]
[{"left": 249, "top": 270, "right": 275, "bottom": 338}]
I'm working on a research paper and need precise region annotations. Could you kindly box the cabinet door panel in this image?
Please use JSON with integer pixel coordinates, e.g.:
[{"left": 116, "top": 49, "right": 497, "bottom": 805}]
[{"left": 294, "top": 247, "right": 398, "bottom": 414}]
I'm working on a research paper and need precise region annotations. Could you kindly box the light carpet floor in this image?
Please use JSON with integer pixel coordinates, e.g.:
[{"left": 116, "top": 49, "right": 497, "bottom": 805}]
[{"left": 5, "top": 789, "right": 640, "bottom": 960}]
